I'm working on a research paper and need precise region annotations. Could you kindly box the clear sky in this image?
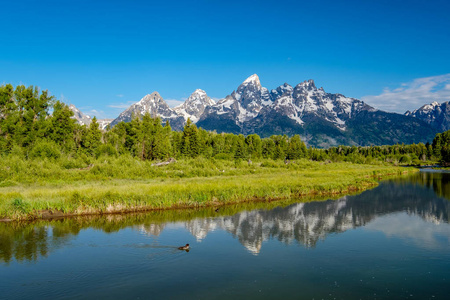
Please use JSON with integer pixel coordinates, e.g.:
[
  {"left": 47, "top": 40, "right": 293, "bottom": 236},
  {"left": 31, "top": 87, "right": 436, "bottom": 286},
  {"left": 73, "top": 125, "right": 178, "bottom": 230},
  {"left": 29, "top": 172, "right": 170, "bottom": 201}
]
[{"left": 1, "top": 0, "right": 449, "bottom": 118}]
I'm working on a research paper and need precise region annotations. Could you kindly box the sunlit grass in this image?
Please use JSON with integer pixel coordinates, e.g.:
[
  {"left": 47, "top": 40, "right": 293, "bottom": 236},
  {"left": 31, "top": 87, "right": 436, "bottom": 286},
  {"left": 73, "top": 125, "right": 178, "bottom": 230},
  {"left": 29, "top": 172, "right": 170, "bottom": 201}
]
[{"left": 0, "top": 156, "right": 414, "bottom": 220}]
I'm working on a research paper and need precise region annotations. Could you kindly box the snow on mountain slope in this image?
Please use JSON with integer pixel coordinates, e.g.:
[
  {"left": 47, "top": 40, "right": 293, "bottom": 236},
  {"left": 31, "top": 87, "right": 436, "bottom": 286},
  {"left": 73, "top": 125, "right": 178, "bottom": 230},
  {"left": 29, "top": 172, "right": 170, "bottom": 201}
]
[
  {"left": 68, "top": 104, "right": 112, "bottom": 130},
  {"left": 198, "top": 75, "right": 370, "bottom": 132},
  {"left": 173, "top": 89, "right": 215, "bottom": 123},
  {"left": 69, "top": 104, "right": 92, "bottom": 126},
  {"left": 110, "top": 92, "right": 184, "bottom": 128},
  {"left": 104, "top": 74, "right": 435, "bottom": 147},
  {"left": 405, "top": 101, "right": 450, "bottom": 131}
]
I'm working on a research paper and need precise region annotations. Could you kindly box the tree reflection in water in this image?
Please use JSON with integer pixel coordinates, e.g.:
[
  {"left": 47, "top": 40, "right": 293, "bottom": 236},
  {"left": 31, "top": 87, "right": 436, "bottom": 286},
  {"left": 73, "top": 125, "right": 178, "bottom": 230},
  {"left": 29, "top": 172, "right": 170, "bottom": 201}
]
[{"left": 1, "top": 170, "right": 449, "bottom": 262}]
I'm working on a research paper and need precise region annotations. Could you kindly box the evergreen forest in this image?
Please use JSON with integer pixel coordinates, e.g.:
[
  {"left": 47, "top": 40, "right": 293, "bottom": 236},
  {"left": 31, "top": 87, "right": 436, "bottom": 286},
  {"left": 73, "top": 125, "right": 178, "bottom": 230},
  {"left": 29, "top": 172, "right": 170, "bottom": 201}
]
[{"left": 1, "top": 84, "right": 449, "bottom": 166}]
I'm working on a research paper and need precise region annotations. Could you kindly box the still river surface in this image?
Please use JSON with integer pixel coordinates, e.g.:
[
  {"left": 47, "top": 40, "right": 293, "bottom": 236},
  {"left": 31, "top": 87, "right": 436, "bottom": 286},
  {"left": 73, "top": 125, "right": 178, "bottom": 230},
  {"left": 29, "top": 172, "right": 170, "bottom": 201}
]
[{"left": 0, "top": 170, "right": 449, "bottom": 299}]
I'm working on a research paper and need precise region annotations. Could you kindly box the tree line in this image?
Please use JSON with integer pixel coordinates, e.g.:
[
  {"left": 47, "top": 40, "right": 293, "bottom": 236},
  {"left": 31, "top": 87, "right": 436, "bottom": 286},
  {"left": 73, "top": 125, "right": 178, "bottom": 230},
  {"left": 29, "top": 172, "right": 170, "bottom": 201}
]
[{"left": 1, "top": 84, "right": 449, "bottom": 164}]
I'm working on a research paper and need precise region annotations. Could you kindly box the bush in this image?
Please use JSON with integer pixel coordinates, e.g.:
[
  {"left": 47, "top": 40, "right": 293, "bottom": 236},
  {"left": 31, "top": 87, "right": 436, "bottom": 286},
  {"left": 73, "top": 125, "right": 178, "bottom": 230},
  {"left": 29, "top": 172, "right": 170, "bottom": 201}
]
[
  {"left": 9, "top": 145, "right": 25, "bottom": 158},
  {"left": 260, "top": 160, "right": 282, "bottom": 168},
  {"left": 95, "top": 144, "right": 118, "bottom": 158},
  {"left": 399, "top": 155, "right": 411, "bottom": 164},
  {"left": 30, "top": 140, "right": 61, "bottom": 160},
  {"left": 213, "top": 153, "right": 234, "bottom": 160},
  {"left": 59, "top": 156, "right": 85, "bottom": 169}
]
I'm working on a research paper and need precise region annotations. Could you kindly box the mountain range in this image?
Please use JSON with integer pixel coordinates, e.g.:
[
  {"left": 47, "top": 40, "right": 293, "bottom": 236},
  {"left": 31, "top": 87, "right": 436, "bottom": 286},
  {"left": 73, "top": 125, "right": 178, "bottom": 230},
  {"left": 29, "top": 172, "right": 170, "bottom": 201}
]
[{"left": 70, "top": 74, "right": 449, "bottom": 147}]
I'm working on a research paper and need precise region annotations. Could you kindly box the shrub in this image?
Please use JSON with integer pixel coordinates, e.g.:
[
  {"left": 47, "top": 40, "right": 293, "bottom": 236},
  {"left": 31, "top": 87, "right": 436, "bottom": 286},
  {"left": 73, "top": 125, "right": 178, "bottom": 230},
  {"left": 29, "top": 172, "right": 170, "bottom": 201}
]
[
  {"left": 95, "top": 144, "right": 118, "bottom": 158},
  {"left": 30, "top": 140, "right": 61, "bottom": 160}
]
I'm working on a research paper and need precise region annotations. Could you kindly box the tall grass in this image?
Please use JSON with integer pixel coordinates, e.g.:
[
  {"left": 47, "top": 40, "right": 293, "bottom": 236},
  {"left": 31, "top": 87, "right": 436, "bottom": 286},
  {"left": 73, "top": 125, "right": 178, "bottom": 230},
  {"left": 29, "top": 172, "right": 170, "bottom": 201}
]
[{"left": 0, "top": 154, "right": 414, "bottom": 220}]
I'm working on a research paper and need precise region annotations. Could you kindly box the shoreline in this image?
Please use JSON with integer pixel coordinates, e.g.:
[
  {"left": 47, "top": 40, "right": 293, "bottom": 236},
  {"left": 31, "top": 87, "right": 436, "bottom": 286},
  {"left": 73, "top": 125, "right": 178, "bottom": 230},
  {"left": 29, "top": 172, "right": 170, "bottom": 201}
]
[
  {"left": 0, "top": 165, "right": 415, "bottom": 222},
  {"left": 0, "top": 186, "right": 364, "bottom": 223}
]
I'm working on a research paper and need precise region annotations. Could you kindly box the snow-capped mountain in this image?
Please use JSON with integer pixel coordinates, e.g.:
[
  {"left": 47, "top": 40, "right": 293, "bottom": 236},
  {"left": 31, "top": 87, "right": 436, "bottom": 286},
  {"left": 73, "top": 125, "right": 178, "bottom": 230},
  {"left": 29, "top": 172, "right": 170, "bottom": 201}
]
[
  {"left": 110, "top": 92, "right": 185, "bottom": 128},
  {"left": 100, "top": 74, "right": 437, "bottom": 146},
  {"left": 109, "top": 90, "right": 213, "bottom": 130},
  {"left": 68, "top": 104, "right": 112, "bottom": 130},
  {"left": 173, "top": 89, "right": 215, "bottom": 123},
  {"left": 405, "top": 101, "right": 450, "bottom": 132},
  {"left": 197, "top": 74, "right": 435, "bottom": 147},
  {"left": 97, "top": 119, "right": 113, "bottom": 130},
  {"left": 69, "top": 104, "right": 91, "bottom": 126},
  {"left": 198, "top": 74, "right": 370, "bottom": 131},
  {"left": 198, "top": 74, "right": 272, "bottom": 130}
]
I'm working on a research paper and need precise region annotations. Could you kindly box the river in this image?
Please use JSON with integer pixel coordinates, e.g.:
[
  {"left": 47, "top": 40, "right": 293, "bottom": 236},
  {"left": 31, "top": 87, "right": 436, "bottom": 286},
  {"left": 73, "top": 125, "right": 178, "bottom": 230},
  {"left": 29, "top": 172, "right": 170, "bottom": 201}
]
[{"left": 1, "top": 170, "right": 449, "bottom": 299}]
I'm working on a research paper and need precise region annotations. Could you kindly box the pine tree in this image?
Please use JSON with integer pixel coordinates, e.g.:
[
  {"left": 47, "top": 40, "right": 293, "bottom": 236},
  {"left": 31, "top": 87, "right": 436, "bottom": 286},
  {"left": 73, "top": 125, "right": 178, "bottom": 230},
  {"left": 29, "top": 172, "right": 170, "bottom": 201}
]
[
  {"left": 83, "top": 117, "right": 102, "bottom": 156},
  {"left": 234, "top": 134, "right": 247, "bottom": 160},
  {"left": 181, "top": 118, "right": 199, "bottom": 157},
  {"left": 286, "top": 134, "right": 305, "bottom": 160},
  {"left": 262, "top": 138, "right": 276, "bottom": 159},
  {"left": 48, "top": 101, "right": 76, "bottom": 152},
  {"left": 245, "top": 134, "right": 262, "bottom": 159}
]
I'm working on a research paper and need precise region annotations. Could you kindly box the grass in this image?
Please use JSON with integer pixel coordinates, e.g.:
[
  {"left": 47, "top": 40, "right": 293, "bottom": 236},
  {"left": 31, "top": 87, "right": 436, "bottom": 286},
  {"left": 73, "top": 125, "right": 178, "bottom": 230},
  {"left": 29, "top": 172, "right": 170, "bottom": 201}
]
[{"left": 0, "top": 155, "right": 416, "bottom": 220}]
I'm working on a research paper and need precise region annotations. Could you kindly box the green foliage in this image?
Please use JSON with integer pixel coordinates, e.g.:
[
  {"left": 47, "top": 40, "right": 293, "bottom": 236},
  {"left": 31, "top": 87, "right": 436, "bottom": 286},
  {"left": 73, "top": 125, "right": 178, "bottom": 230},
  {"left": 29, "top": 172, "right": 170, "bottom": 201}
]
[
  {"left": 245, "top": 134, "right": 262, "bottom": 159},
  {"left": 0, "top": 82, "right": 442, "bottom": 181},
  {"left": 234, "top": 134, "right": 247, "bottom": 160},
  {"left": 181, "top": 118, "right": 200, "bottom": 157},
  {"left": 48, "top": 101, "right": 76, "bottom": 152},
  {"left": 29, "top": 140, "right": 61, "bottom": 160},
  {"left": 11, "top": 198, "right": 30, "bottom": 214},
  {"left": 287, "top": 134, "right": 307, "bottom": 159},
  {"left": 0, "top": 152, "right": 410, "bottom": 220},
  {"left": 432, "top": 130, "right": 450, "bottom": 163},
  {"left": 96, "top": 144, "right": 118, "bottom": 158},
  {"left": 82, "top": 117, "right": 102, "bottom": 155}
]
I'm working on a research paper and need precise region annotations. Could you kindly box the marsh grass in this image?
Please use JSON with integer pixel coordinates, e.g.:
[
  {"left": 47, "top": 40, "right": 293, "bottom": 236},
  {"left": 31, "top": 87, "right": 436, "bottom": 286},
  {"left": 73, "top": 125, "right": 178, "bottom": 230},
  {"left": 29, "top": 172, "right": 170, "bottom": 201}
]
[{"left": 0, "top": 156, "right": 414, "bottom": 220}]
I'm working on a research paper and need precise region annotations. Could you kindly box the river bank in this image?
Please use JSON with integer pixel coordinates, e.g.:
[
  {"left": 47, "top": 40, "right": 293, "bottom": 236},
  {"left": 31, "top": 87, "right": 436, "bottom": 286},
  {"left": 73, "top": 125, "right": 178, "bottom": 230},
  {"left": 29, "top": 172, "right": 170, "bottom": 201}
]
[{"left": 0, "top": 158, "right": 415, "bottom": 221}]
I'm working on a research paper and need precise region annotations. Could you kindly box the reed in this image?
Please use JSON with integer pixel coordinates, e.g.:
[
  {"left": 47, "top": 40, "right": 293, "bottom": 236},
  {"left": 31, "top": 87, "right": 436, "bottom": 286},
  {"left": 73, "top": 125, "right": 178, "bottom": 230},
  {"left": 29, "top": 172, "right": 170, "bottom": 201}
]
[{"left": 0, "top": 157, "right": 414, "bottom": 220}]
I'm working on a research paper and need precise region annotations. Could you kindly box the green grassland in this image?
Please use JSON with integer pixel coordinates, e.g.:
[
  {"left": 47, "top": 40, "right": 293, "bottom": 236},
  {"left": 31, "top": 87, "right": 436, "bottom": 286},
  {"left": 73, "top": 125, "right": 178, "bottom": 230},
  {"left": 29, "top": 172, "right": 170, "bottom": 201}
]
[{"left": 0, "top": 156, "right": 414, "bottom": 220}]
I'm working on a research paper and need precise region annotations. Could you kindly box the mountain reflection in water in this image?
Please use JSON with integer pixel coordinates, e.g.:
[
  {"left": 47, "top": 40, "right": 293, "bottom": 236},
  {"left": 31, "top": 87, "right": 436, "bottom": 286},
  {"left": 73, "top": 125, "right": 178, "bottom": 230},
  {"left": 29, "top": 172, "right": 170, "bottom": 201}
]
[{"left": 1, "top": 170, "right": 449, "bottom": 262}]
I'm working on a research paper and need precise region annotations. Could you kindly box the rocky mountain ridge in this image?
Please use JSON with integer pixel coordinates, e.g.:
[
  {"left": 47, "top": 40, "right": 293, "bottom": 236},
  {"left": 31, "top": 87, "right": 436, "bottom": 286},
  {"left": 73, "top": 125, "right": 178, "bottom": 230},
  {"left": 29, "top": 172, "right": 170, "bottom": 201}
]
[
  {"left": 405, "top": 101, "right": 450, "bottom": 132},
  {"left": 69, "top": 74, "right": 442, "bottom": 147},
  {"left": 68, "top": 105, "right": 112, "bottom": 130}
]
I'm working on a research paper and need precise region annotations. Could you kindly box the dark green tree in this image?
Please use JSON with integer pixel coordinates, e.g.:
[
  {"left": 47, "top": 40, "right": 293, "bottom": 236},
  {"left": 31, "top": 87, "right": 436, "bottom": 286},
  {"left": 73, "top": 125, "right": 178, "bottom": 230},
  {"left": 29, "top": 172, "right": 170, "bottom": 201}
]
[
  {"left": 286, "top": 135, "right": 306, "bottom": 160},
  {"left": 181, "top": 118, "right": 200, "bottom": 157},
  {"left": 245, "top": 134, "right": 262, "bottom": 159},
  {"left": 82, "top": 117, "right": 102, "bottom": 156},
  {"left": 48, "top": 101, "right": 76, "bottom": 152}
]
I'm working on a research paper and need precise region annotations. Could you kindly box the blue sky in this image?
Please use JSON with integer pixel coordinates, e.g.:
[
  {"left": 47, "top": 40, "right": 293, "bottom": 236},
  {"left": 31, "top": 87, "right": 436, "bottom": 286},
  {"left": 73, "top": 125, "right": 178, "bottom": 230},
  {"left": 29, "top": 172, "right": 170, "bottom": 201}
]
[{"left": 1, "top": 0, "right": 449, "bottom": 118}]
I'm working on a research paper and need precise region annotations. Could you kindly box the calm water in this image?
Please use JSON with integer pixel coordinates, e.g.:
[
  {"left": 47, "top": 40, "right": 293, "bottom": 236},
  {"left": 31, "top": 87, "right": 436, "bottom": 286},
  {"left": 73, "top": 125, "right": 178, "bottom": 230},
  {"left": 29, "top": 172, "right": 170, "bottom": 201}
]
[{"left": 1, "top": 170, "right": 449, "bottom": 299}]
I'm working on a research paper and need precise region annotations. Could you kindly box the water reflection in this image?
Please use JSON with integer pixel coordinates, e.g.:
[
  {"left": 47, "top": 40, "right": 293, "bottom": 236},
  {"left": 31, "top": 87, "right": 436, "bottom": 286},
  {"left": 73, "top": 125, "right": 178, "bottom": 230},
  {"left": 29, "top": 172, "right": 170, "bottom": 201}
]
[
  {"left": 1, "top": 170, "right": 449, "bottom": 262},
  {"left": 366, "top": 213, "right": 450, "bottom": 250}
]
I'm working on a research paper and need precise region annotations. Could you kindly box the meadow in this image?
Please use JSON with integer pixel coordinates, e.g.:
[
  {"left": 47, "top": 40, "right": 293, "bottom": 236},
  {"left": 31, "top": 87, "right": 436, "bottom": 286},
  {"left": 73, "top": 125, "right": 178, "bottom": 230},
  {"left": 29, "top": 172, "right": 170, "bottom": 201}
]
[{"left": 0, "top": 155, "right": 413, "bottom": 220}]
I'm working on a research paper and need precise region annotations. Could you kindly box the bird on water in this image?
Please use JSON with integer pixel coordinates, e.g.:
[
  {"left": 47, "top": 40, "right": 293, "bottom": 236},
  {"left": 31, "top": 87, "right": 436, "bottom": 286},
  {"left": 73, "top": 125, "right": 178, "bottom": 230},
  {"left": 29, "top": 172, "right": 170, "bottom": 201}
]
[{"left": 178, "top": 244, "right": 190, "bottom": 250}]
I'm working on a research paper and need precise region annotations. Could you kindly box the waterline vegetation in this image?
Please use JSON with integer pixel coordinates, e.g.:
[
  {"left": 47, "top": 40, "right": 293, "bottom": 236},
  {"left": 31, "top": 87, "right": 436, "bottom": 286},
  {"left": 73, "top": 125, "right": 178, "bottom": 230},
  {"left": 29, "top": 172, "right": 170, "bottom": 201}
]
[{"left": 0, "top": 157, "right": 412, "bottom": 221}]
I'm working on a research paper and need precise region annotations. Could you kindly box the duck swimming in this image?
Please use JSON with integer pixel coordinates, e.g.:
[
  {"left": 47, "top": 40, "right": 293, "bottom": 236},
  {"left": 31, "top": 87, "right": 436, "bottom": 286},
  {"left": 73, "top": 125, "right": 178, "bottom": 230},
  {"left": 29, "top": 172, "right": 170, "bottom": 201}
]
[{"left": 178, "top": 244, "right": 190, "bottom": 250}]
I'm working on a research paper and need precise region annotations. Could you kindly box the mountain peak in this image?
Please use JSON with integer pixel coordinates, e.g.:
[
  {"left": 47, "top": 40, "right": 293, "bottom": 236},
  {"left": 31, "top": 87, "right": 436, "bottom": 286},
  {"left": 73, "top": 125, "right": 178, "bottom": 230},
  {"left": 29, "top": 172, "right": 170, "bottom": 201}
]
[
  {"left": 243, "top": 74, "right": 260, "bottom": 85},
  {"left": 174, "top": 89, "right": 214, "bottom": 123},
  {"left": 193, "top": 89, "right": 207, "bottom": 95},
  {"left": 297, "top": 79, "right": 316, "bottom": 90},
  {"left": 69, "top": 104, "right": 91, "bottom": 126},
  {"left": 139, "top": 91, "right": 164, "bottom": 104},
  {"left": 184, "top": 89, "right": 214, "bottom": 106},
  {"left": 417, "top": 101, "right": 441, "bottom": 113},
  {"left": 236, "top": 74, "right": 262, "bottom": 96}
]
